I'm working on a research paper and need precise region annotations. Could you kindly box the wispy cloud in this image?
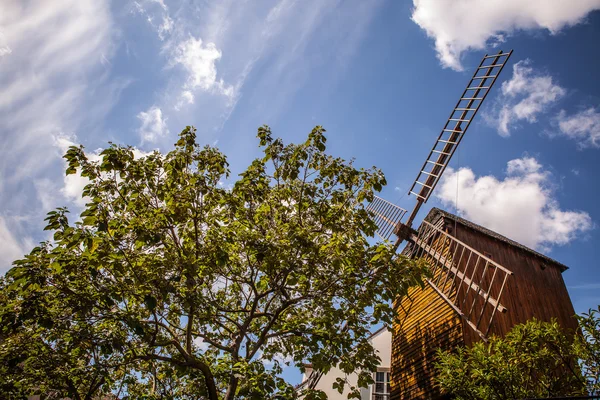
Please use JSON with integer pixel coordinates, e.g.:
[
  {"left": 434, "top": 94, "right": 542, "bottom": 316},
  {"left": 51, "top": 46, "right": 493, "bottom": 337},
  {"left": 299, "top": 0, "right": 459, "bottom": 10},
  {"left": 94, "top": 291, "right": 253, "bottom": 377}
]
[
  {"left": 225, "top": 0, "right": 383, "bottom": 123},
  {"left": 0, "top": 30, "right": 11, "bottom": 57},
  {"left": 0, "top": 0, "right": 122, "bottom": 267},
  {"left": 132, "top": 0, "right": 174, "bottom": 40},
  {"left": 411, "top": 0, "right": 600, "bottom": 71},
  {"left": 437, "top": 156, "right": 593, "bottom": 250},
  {"left": 569, "top": 283, "right": 600, "bottom": 290},
  {"left": 130, "top": 0, "right": 382, "bottom": 147}
]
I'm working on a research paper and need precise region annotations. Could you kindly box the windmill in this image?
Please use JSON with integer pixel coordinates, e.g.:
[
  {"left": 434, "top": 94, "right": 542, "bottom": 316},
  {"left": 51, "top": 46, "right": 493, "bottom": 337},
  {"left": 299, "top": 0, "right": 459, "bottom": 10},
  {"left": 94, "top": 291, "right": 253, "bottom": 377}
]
[
  {"left": 367, "top": 50, "right": 579, "bottom": 400},
  {"left": 300, "top": 50, "right": 579, "bottom": 399},
  {"left": 368, "top": 50, "right": 515, "bottom": 342}
]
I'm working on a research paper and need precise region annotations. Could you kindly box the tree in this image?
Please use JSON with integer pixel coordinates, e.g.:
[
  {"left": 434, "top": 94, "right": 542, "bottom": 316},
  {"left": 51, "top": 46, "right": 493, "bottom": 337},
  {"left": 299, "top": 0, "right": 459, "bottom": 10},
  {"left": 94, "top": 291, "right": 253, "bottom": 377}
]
[
  {"left": 576, "top": 306, "right": 600, "bottom": 395},
  {"left": 435, "top": 317, "right": 597, "bottom": 399},
  {"left": 0, "top": 126, "right": 424, "bottom": 399}
]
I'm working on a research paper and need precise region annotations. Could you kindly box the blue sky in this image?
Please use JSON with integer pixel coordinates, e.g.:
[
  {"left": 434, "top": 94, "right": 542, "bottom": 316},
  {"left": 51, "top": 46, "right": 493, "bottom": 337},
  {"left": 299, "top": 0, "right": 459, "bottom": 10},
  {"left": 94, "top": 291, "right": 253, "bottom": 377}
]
[{"left": 2, "top": 0, "right": 600, "bottom": 384}]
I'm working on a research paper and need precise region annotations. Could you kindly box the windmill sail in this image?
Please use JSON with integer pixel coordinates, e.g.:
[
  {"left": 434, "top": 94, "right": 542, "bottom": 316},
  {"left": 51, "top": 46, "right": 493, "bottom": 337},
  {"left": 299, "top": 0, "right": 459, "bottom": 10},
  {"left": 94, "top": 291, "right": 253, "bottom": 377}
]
[
  {"left": 366, "top": 196, "right": 407, "bottom": 241},
  {"left": 365, "top": 51, "right": 514, "bottom": 340},
  {"left": 408, "top": 51, "right": 512, "bottom": 203}
]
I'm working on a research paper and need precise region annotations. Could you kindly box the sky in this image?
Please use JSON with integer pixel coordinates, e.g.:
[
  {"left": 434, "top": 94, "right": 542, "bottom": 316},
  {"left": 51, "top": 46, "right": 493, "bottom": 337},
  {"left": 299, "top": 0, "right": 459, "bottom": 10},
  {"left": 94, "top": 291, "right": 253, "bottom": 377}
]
[{"left": 2, "top": 0, "right": 600, "bottom": 385}]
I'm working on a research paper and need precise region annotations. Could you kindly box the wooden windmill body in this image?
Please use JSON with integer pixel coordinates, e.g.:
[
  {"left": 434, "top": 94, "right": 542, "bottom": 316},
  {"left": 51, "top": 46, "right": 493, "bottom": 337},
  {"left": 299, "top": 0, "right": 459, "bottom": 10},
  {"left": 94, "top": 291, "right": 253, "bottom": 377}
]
[
  {"left": 367, "top": 51, "right": 579, "bottom": 399},
  {"left": 389, "top": 209, "right": 577, "bottom": 399}
]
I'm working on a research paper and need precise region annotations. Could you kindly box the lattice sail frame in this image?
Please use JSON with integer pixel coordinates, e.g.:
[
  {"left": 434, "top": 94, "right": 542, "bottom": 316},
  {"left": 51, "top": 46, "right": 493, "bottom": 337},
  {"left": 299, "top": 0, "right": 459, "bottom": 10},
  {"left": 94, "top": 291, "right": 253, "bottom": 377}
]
[
  {"left": 408, "top": 50, "right": 512, "bottom": 203},
  {"left": 366, "top": 196, "right": 407, "bottom": 241},
  {"left": 408, "top": 220, "right": 513, "bottom": 340}
]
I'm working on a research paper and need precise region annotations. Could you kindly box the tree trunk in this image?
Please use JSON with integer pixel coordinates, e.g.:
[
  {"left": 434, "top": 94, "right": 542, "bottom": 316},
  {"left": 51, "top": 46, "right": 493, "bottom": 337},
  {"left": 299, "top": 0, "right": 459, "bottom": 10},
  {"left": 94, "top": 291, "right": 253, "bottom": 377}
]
[{"left": 224, "top": 376, "right": 239, "bottom": 400}]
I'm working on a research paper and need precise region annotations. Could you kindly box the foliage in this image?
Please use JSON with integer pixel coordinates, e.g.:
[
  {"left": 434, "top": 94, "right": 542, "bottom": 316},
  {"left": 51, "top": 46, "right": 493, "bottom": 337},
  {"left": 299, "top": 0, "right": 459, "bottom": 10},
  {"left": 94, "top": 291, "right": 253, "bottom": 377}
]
[
  {"left": 576, "top": 306, "right": 600, "bottom": 394},
  {"left": 435, "top": 317, "right": 597, "bottom": 399},
  {"left": 0, "top": 126, "right": 424, "bottom": 400}
]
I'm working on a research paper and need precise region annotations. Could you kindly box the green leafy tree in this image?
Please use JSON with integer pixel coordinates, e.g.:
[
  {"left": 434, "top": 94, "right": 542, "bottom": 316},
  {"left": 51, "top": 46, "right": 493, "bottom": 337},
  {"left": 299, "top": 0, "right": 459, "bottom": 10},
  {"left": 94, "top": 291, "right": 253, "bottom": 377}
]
[
  {"left": 435, "top": 318, "right": 591, "bottom": 399},
  {"left": 576, "top": 306, "right": 600, "bottom": 394},
  {"left": 0, "top": 126, "right": 424, "bottom": 399}
]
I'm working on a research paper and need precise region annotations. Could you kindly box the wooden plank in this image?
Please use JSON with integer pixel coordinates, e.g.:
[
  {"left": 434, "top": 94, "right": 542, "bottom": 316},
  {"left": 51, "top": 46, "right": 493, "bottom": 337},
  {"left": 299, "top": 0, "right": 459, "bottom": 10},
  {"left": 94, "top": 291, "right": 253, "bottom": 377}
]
[{"left": 391, "top": 283, "right": 464, "bottom": 400}]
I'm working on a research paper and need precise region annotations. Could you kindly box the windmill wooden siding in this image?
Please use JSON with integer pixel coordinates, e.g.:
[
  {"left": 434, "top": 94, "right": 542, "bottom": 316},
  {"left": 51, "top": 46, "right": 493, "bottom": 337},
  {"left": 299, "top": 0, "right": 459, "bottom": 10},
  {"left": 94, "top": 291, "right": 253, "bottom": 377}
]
[
  {"left": 390, "top": 208, "right": 579, "bottom": 400},
  {"left": 391, "top": 281, "right": 462, "bottom": 399}
]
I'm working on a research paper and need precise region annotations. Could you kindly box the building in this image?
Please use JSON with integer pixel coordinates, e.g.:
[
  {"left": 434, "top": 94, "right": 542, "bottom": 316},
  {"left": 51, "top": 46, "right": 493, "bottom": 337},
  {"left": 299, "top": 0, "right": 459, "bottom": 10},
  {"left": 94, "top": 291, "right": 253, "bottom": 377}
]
[
  {"left": 391, "top": 208, "right": 579, "bottom": 400},
  {"left": 299, "top": 327, "right": 392, "bottom": 400}
]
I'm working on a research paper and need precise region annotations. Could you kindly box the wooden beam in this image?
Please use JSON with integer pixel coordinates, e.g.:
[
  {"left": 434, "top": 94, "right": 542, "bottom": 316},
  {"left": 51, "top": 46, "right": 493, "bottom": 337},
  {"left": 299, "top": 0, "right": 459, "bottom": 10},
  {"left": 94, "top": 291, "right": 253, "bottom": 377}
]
[
  {"left": 425, "top": 277, "right": 488, "bottom": 342},
  {"left": 412, "top": 235, "right": 508, "bottom": 314}
]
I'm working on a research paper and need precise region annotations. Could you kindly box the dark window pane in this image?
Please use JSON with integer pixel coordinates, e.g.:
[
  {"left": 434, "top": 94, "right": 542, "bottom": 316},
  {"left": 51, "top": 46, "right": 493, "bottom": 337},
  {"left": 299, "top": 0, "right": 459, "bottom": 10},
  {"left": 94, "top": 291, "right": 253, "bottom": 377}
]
[{"left": 372, "top": 395, "right": 390, "bottom": 400}]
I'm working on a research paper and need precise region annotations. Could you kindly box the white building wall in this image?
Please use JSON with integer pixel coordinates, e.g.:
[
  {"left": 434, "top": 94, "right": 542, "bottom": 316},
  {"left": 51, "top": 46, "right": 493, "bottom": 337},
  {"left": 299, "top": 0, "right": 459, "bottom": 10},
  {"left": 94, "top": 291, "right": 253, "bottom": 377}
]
[
  {"left": 369, "top": 328, "right": 391, "bottom": 369},
  {"left": 299, "top": 327, "right": 391, "bottom": 400}
]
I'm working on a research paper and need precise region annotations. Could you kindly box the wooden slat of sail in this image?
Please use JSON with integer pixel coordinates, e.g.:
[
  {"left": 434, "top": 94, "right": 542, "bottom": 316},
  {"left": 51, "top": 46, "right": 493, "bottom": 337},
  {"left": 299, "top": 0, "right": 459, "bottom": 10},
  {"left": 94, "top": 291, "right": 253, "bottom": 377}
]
[
  {"left": 366, "top": 196, "right": 407, "bottom": 241},
  {"left": 409, "top": 220, "right": 513, "bottom": 340}
]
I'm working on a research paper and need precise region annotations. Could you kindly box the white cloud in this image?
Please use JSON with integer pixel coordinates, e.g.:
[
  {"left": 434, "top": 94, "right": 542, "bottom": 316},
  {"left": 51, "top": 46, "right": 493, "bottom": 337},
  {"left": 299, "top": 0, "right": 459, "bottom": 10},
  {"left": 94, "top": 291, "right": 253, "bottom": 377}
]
[
  {"left": 505, "top": 156, "right": 543, "bottom": 176},
  {"left": 127, "top": 0, "right": 379, "bottom": 145},
  {"left": 262, "top": 352, "right": 294, "bottom": 368},
  {"left": 556, "top": 107, "right": 600, "bottom": 148},
  {"left": 411, "top": 0, "right": 600, "bottom": 70},
  {"left": 488, "top": 60, "right": 565, "bottom": 136},
  {"left": 437, "top": 156, "right": 592, "bottom": 250},
  {"left": 45, "top": 134, "right": 99, "bottom": 208},
  {"left": 171, "top": 36, "right": 235, "bottom": 100},
  {"left": 137, "top": 105, "right": 169, "bottom": 143}
]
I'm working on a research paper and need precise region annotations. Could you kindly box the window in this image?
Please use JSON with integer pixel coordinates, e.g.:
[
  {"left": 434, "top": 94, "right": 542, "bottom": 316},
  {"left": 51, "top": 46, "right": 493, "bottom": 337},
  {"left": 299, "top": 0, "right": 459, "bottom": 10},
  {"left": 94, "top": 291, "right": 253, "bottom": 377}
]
[{"left": 372, "top": 371, "right": 390, "bottom": 400}]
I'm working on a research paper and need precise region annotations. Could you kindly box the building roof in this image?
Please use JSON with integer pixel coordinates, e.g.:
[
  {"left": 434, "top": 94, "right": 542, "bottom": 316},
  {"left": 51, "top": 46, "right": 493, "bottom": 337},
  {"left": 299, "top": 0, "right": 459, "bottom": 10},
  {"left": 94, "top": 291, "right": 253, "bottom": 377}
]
[{"left": 424, "top": 208, "right": 569, "bottom": 272}]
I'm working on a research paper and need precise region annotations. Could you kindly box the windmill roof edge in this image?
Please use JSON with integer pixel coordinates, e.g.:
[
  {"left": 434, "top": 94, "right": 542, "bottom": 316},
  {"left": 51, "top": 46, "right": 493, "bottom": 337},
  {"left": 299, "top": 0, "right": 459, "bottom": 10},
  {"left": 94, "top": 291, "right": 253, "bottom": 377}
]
[{"left": 424, "top": 208, "right": 569, "bottom": 272}]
